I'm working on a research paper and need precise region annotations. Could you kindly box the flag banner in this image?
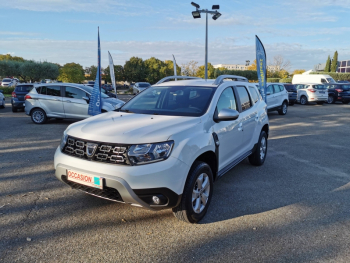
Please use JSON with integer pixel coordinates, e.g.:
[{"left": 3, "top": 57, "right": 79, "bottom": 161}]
[
  {"left": 172, "top": 54, "right": 177, "bottom": 80},
  {"left": 108, "top": 51, "right": 117, "bottom": 95},
  {"left": 88, "top": 28, "right": 102, "bottom": 116},
  {"left": 255, "top": 35, "right": 267, "bottom": 103}
]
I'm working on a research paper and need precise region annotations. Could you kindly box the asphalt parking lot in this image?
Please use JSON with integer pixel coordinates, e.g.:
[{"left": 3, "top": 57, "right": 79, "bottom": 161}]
[{"left": 1, "top": 97, "right": 350, "bottom": 262}]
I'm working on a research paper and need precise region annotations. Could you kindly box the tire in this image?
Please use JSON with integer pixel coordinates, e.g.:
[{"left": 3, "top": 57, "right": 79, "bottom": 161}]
[
  {"left": 249, "top": 130, "right": 268, "bottom": 166},
  {"left": 12, "top": 106, "right": 17, "bottom": 112},
  {"left": 316, "top": 102, "right": 324, "bottom": 105},
  {"left": 327, "top": 96, "right": 335, "bottom": 104},
  {"left": 172, "top": 161, "right": 213, "bottom": 223},
  {"left": 300, "top": 96, "right": 308, "bottom": 105},
  {"left": 342, "top": 101, "right": 349, "bottom": 104},
  {"left": 278, "top": 101, "right": 288, "bottom": 115},
  {"left": 0, "top": 99, "right": 4, "bottom": 109},
  {"left": 31, "top": 108, "right": 47, "bottom": 124}
]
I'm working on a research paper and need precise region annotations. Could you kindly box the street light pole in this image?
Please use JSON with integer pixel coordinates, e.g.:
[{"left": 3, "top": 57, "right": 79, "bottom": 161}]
[
  {"left": 191, "top": 3, "right": 221, "bottom": 81},
  {"left": 205, "top": 10, "right": 208, "bottom": 80}
]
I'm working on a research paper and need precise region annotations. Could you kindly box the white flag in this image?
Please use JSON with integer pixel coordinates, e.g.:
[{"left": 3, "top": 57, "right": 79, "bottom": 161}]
[{"left": 108, "top": 51, "right": 117, "bottom": 94}]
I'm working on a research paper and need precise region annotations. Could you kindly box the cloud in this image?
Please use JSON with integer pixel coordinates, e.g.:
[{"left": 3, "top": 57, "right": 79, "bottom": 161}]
[
  {"left": 0, "top": 38, "right": 346, "bottom": 71},
  {"left": 0, "top": 31, "right": 38, "bottom": 36}
]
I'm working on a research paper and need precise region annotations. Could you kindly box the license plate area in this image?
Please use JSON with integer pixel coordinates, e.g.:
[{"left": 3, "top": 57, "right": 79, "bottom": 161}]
[
  {"left": 319, "top": 91, "right": 325, "bottom": 94},
  {"left": 67, "top": 170, "right": 103, "bottom": 189}
]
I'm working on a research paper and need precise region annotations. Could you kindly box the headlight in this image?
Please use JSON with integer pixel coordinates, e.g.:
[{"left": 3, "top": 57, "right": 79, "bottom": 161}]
[
  {"left": 60, "top": 130, "right": 68, "bottom": 151},
  {"left": 128, "top": 141, "right": 174, "bottom": 165}
]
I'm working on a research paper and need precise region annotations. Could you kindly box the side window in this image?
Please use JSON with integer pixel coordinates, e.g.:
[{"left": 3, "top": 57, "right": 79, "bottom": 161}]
[
  {"left": 248, "top": 86, "right": 259, "bottom": 103},
  {"left": 321, "top": 78, "right": 326, "bottom": 83},
  {"left": 273, "top": 85, "right": 280, "bottom": 93},
  {"left": 216, "top": 87, "right": 237, "bottom": 113},
  {"left": 40, "top": 86, "right": 47, "bottom": 94},
  {"left": 47, "top": 86, "right": 61, "bottom": 96},
  {"left": 267, "top": 85, "right": 273, "bottom": 94},
  {"left": 236, "top": 86, "right": 251, "bottom": 111},
  {"left": 65, "top": 87, "right": 86, "bottom": 99},
  {"left": 278, "top": 85, "right": 284, "bottom": 92}
]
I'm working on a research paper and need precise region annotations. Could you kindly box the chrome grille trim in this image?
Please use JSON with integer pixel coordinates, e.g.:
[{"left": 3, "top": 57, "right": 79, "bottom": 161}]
[{"left": 62, "top": 136, "right": 131, "bottom": 165}]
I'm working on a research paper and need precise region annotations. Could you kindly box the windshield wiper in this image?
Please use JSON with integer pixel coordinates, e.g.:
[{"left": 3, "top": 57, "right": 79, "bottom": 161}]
[{"left": 119, "top": 109, "right": 134, "bottom": 113}]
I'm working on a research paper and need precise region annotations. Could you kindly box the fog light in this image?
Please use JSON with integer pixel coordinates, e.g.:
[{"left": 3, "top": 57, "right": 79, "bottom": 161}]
[{"left": 152, "top": 196, "right": 160, "bottom": 204}]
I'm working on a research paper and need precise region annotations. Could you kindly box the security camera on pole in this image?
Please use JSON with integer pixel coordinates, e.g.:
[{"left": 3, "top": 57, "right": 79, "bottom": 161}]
[{"left": 191, "top": 2, "right": 221, "bottom": 81}]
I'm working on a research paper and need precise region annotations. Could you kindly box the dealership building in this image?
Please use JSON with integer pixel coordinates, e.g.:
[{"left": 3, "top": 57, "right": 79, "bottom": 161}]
[{"left": 314, "top": 60, "right": 350, "bottom": 72}]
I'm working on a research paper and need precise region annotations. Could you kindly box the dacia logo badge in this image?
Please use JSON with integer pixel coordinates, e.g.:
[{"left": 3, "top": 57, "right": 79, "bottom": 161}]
[{"left": 86, "top": 143, "right": 98, "bottom": 157}]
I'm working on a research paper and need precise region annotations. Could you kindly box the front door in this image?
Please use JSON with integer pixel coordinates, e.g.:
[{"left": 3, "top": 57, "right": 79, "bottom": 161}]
[
  {"left": 62, "top": 86, "right": 90, "bottom": 119},
  {"left": 37, "top": 86, "right": 64, "bottom": 117},
  {"left": 212, "top": 87, "right": 244, "bottom": 171}
]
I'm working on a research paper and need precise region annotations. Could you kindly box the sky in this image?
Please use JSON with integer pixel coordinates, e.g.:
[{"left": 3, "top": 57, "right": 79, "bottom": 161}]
[{"left": 1, "top": 0, "right": 350, "bottom": 71}]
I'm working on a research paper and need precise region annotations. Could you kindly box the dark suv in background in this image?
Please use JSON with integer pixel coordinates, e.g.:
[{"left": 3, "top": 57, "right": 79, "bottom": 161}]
[
  {"left": 283, "top": 84, "right": 297, "bottom": 105},
  {"left": 324, "top": 83, "right": 350, "bottom": 104},
  {"left": 11, "top": 84, "right": 34, "bottom": 112}
]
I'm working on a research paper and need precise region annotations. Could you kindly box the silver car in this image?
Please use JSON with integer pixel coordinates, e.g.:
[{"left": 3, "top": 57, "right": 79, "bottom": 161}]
[
  {"left": 25, "top": 83, "right": 125, "bottom": 124},
  {"left": 133, "top": 82, "right": 151, "bottom": 95}
]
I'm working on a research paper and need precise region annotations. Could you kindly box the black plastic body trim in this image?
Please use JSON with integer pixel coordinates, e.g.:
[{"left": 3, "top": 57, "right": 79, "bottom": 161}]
[
  {"left": 133, "top": 187, "right": 181, "bottom": 209},
  {"left": 217, "top": 149, "right": 252, "bottom": 178}
]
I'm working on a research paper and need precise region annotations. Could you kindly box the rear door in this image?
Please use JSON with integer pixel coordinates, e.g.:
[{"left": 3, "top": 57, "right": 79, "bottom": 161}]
[
  {"left": 62, "top": 86, "right": 89, "bottom": 119},
  {"left": 266, "top": 85, "right": 275, "bottom": 108},
  {"left": 272, "top": 84, "right": 283, "bottom": 106},
  {"left": 37, "top": 86, "right": 64, "bottom": 117}
]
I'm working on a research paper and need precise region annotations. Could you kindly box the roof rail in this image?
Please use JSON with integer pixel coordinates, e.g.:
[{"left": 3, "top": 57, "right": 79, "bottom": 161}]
[
  {"left": 213, "top": 75, "right": 248, "bottom": 85},
  {"left": 156, "top": 76, "right": 201, "bottom": 85}
]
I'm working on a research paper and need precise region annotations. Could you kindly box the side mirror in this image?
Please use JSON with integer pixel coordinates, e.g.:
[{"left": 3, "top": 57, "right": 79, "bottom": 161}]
[
  {"left": 82, "top": 96, "right": 90, "bottom": 103},
  {"left": 214, "top": 108, "right": 239, "bottom": 122}
]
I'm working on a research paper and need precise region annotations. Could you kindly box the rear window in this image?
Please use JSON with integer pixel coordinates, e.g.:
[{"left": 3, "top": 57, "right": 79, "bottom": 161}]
[
  {"left": 312, "top": 85, "right": 325, "bottom": 89},
  {"left": 236, "top": 86, "right": 251, "bottom": 111},
  {"left": 139, "top": 83, "right": 150, "bottom": 88},
  {"left": 341, "top": 85, "right": 350, "bottom": 89},
  {"left": 248, "top": 86, "right": 259, "bottom": 103},
  {"left": 2, "top": 79, "right": 11, "bottom": 83},
  {"left": 284, "top": 84, "right": 295, "bottom": 91},
  {"left": 15, "top": 85, "right": 33, "bottom": 92}
]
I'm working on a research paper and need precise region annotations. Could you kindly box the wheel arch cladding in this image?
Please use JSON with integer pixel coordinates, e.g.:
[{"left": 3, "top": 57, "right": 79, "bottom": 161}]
[
  {"left": 30, "top": 107, "right": 46, "bottom": 115},
  {"left": 193, "top": 151, "right": 218, "bottom": 181},
  {"left": 262, "top": 124, "right": 269, "bottom": 138}
]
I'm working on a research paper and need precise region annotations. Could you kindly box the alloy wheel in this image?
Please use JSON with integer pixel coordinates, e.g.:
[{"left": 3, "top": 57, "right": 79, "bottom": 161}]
[
  {"left": 260, "top": 136, "right": 267, "bottom": 160},
  {"left": 327, "top": 96, "right": 334, "bottom": 104},
  {"left": 283, "top": 103, "right": 287, "bottom": 114},
  {"left": 192, "top": 173, "right": 210, "bottom": 214},
  {"left": 33, "top": 110, "right": 44, "bottom": 123}
]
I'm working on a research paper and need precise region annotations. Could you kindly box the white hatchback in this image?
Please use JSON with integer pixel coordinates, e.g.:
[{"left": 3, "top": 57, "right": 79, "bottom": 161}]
[
  {"left": 54, "top": 75, "right": 269, "bottom": 223},
  {"left": 295, "top": 83, "right": 328, "bottom": 105}
]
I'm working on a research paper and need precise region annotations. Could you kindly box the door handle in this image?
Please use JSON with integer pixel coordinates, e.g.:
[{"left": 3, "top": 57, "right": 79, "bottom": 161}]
[{"left": 238, "top": 122, "right": 243, "bottom": 131}]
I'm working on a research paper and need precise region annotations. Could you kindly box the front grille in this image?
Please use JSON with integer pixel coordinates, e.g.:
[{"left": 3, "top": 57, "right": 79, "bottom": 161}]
[
  {"left": 62, "top": 175, "right": 123, "bottom": 202},
  {"left": 63, "top": 136, "right": 131, "bottom": 165}
]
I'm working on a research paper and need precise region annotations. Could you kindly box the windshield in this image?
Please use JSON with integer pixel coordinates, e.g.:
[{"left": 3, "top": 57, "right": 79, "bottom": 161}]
[
  {"left": 139, "top": 83, "right": 150, "bottom": 88},
  {"left": 327, "top": 78, "right": 336, "bottom": 83},
  {"left": 312, "top": 85, "right": 325, "bottom": 89},
  {"left": 83, "top": 86, "right": 109, "bottom": 98},
  {"left": 120, "top": 85, "right": 216, "bottom": 117}
]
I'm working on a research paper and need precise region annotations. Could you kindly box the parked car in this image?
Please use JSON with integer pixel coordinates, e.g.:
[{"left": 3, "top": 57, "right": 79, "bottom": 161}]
[
  {"left": 265, "top": 83, "right": 289, "bottom": 115},
  {"left": 11, "top": 84, "right": 35, "bottom": 112},
  {"left": 283, "top": 84, "right": 297, "bottom": 105},
  {"left": 0, "top": 90, "right": 5, "bottom": 109},
  {"left": 54, "top": 75, "right": 269, "bottom": 223},
  {"left": 101, "top": 87, "right": 116, "bottom": 98},
  {"left": 25, "top": 83, "right": 125, "bottom": 124},
  {"left": 337, "top": 80, "right": 350, "bottom": 84},
  {"left": 86, "top": 81, "right": 95, "bottom": 87},
  {"left": 292, "top": 73, "right": 336, "bottom": 84},
  {"left": 133, "top": 82, "right": 151, "bottom": 95},
  {"left": 294, "top": 83, "right": 328, "bottom": 105},
  {"left": 102, "top": 84, "right": 113, "bottom": 92},
  {"left": 324, "top": 83, "right": 350, "bottom": 104},
  {"left": 1, "top": 78, "right": 16, "bottom": 87}
]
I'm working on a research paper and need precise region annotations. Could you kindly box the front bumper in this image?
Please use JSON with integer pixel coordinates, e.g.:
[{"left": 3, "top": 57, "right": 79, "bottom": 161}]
[{"left": 54, "top": 147, "right": 188, "bottom": 210}]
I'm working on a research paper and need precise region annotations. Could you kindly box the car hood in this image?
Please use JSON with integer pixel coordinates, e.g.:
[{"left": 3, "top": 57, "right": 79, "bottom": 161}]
[
  {"left": 102, "top": 97, "right": 124, "bottom": 107},
  {"left": 66, "top": 112, "right": 201, "bottom": 144}
]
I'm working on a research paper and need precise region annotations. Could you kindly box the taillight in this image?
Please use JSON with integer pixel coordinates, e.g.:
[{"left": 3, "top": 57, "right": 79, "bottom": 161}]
[
  {"left": 24, "top": 95, "right": 32, "bottom": 100},
  {"left": 12, "top": 92, "right": 16, "bottom": 98},
  {"left": 308, "top": 89, "right": 316, "bottom": 93},
  {"left": 335, "top": 89, "right": 343, "bottom": 93}
]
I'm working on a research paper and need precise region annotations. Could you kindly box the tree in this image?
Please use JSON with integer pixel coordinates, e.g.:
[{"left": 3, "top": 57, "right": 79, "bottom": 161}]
[
  {"left": 124, "top": 57, "right": 146, "bottom": 82},
  {"left": 331, "top": 51, "right": 338, "bottom": 72},
  {"left": 0, "top": 54, "right": 25, "bottom": 62},
  {"left": 103, "top": 65, "right": 125, "bottom": 83},
  {"left": 196, "top": 63, "right": 215, "bottom": 79},
  {"left": 247, "top": 59, "right": 257, "bottom": 71},
  {"left": 85, "top": 65, "right": 98, "bottom": 80},
  {"left": 58, "top": 62, "right": 85, "bottom": 83},
  {"left": 271, "top": 55, "right": 291, "bottom": 72},
  {"left": 181, "top": 61, "right": 199, "bottom": 76},
  {"left": 144, "top": 57, "right": 166, "bottom": 84},
  {"left": 324, "top": 56, "right": 331, "bottom": 72},
  {"left": 164, "top": 60, "right": 181, "bottom": 77},
  {"left": 292, "top": 69, "right": 306, "bottom": 76}
]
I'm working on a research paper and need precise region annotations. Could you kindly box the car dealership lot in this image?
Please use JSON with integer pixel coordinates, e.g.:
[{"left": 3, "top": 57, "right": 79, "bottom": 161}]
[{"left": 1, "top": 98, "right": 350, "bottom": 262}]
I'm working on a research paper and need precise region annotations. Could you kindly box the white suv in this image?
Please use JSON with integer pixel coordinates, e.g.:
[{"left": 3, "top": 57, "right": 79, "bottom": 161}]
[
  {"left": 295, "top": 83, "right": 328, "bottom": 105},
  {"left": 266, "top": 83, "right": 289, "bottom": 115},
  {"left": 54, "top": 75, "right": 269, "bottom": 223}
]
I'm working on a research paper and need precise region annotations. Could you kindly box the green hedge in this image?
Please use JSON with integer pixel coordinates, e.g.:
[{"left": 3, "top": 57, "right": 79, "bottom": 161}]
[
  {"left": 267, "top": 78, "right": 280, "bottom": 83},
  {"left": 310, "top": 72, "right": 350, "bottom": 81},
  {"left": 279, "top": 78, "right": 292, "bottom": 83},
  {"left": 214, "top": 69, "right": 258, "bottom": 81},
  {"left": 0, "top": 87, "right": 15, "bottom": 94}
]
